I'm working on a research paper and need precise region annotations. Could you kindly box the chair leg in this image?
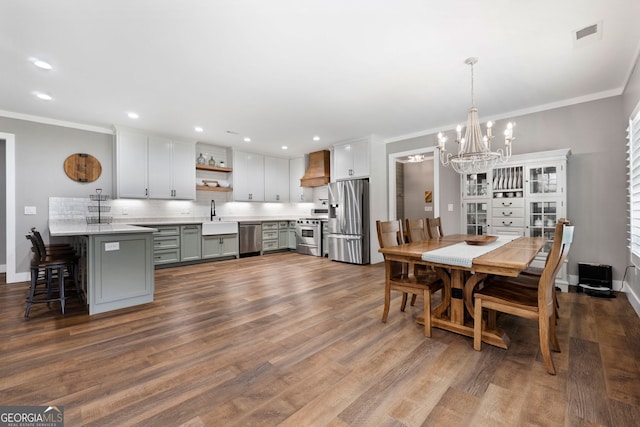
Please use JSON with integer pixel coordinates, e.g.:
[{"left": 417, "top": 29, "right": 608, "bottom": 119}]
[
  {"left": 473, "top": 297, "right": 482, "bottom": 350},
  {"left": 424, "top": 289, "right": 431, "bottom": 337},
  {"left": 549, "top": 313, "right": 561, "bottom": 353},
  {"left": 400, "top": 292, "right": 408, "bottom": 312},
  {"left": 538, "top": 313, "right": 556, "bottom": 375},
  {"left": 25, "top": 267, "right": 38, "bottom": 318},
  {"left": 381, "top": 282, "right": 391, "bottom": 323},
  {"left": 58, "top": 267, "right": 65, "bottom": 315},
  {"left": 410, "top": 293, "right": 417, "bottom": 306}
]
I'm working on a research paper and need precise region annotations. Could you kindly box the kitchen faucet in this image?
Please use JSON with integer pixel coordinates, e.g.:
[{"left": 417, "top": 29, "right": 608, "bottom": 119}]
[{"left": 210, "top": 199, "right": 216, "bottom": 220}]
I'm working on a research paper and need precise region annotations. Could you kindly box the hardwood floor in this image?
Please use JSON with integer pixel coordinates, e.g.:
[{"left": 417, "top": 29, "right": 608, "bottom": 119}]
[{"left": 1, "top": 253, "right": 640, "bottom": 426}]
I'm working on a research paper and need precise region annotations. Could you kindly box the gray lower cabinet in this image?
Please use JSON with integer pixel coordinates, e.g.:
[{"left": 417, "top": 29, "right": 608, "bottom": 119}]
[
  {"left": 89, "top": 232, "right": 154, "bottom": 315},
  {"left": 202, "top": 234, "right": 239, "bottom": 259},
  {"left": 153, "top": 225, "right": 180, "bottom": 265},
  {"left": 180, "top": 224, "right": 202, "bottom": 261},
  {"left": 288, "top": 221, "right": 296, "bottom": 249}
]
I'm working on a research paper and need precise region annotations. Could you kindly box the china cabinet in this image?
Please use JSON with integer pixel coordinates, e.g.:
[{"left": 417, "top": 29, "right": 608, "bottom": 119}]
[{"left": 460, "top": 148, "right": 571, "bottom": 288}]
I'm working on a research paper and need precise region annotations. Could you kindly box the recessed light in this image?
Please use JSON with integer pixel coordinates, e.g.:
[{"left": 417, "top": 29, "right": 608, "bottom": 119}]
[
  {"left": 127, "top": 112, "right": 139, "bottom": 119},
  {"left": 244, "top": 137, "right": 251, "bottom": 142},
  {"left": 281, "top": 146, "right": 288, "bottom": 150},
  {"left": 34, "top": 92, "right": 52, "bottom": 101},
  {"left": 31, "top": 58, "right": 52, "bottom": 70},
  {"left": 194, "top": 126, "right": 204, "bottom": 132},
  {"left": 313, "top": 136, "right": 320, "bottom": 141}
]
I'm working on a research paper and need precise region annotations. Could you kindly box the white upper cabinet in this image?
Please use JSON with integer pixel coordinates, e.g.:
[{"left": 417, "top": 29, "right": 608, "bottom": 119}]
[
  {"left": 333, "top": 138, "right": 370, "bottom": 180},
  {"left": 115, "top": 128, "right": 195, "bottom": 200},
  {"left": 264, "top": 156, "right": 290, "bottom": 202},
  {"left": 115, "top": 130, "right": 149, "bottom": 198},
  {"left": 289, "top": 157, "right": 313, "bottom": 202},
  {"left": 233, "top": 150, "right": 265, "bottom": 201}
]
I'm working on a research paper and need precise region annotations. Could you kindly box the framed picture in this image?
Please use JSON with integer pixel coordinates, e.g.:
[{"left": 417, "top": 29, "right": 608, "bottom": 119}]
[{"left": 425, "top": 191, "right": 432, "bottom": 203}]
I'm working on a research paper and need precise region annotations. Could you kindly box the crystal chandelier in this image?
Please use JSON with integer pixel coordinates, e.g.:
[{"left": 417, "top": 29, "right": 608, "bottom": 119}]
[{"left": 437, "top": 58, "right": 514, "bottom": 174}]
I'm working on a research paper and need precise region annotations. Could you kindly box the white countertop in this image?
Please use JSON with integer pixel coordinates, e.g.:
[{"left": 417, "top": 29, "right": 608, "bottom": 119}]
[{"left": 50, "top": 221, "right": 157, "bottom": 237}]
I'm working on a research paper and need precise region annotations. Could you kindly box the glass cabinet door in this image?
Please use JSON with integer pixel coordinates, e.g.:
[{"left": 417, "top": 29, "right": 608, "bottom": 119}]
[
  {"left": 463, "top": 172, "right": 489, "bottom": 198},
  {"left": 527, "top": 165, "right": 560, "bottom": 196},
  {"left": 528, "top": 200, "right": 559, "bottom": 253},
  {"left": 465, "top": 202, "right": 488, "bottom": 235}
]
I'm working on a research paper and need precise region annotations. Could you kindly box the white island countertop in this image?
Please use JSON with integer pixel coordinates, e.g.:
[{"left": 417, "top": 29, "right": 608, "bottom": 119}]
[{"left": 50, "top": 220, "right": 157, "bottom": 237}]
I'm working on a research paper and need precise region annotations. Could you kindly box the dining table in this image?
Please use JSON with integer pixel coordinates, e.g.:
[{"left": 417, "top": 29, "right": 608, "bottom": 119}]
[{"left": 378, "top": 233, "right": 546, "bottom": 348}]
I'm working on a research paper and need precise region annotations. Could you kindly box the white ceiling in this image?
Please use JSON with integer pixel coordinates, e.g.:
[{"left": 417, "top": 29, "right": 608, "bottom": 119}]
[{"left": 1, "top": 0, "right": 639, "bottom": 157}]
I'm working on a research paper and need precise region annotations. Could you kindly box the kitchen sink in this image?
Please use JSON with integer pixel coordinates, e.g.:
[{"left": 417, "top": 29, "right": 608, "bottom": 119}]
[{"left": 201, "top": 221, "right": 238, "bottom": 235}]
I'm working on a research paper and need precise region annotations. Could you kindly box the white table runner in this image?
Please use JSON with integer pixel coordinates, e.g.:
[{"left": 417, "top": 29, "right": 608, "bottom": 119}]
[{"left": 421, "top": 235, "right": 519, "bottom": 268}]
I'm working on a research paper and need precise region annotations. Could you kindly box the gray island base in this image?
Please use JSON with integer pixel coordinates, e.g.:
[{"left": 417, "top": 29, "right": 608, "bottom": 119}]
[{"left": 49, "top": 222, "right": 156, "bottom": 315}]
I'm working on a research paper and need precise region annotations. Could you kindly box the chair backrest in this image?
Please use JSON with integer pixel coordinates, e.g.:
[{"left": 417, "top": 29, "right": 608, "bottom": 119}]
[
  {"left": 538, "top": 220, "right": 573, "bottom": 312},
  {"left": 426, "top": 217, "right": 444, "bottom": 238},
  {"left": 405, "top": 218, "right": 428, "bottom": 242},
  {"left": 376, "top": 220, "right": 404, "bottom": 248},
  {"left": 30, "top": 227, "right": 48, "bottom": 258},
  {"left": 26, "top": 234, "right": 44, "bottom": 262}
]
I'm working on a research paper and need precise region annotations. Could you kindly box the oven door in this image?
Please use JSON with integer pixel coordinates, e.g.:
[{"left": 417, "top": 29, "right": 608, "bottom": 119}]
[{"left": 296, "top": 224, "right": 321, "bottom": 256}]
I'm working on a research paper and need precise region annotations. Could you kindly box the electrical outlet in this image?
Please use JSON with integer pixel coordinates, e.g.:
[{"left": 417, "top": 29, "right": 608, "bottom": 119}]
[
  {"left": 424, "top": 206, "right": 433, "bottom": 212},
  {"left": 122, "top": 207, "right": 129, "bottom": 215}
]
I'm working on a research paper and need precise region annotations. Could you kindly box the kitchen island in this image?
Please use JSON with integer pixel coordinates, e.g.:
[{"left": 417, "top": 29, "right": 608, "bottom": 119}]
[{"left": 50, "top": 221, "right": 157, "bottom": 315}]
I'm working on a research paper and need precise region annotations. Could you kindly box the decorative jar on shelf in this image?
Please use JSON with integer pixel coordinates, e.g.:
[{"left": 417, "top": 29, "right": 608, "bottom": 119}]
[
  {"left": 197, "top": 153, "right": 206, "bottom": 165},
  {"left": 209, "top": 156, "right": 215, "bottom": 166},
  {"left": 218, "top": 161, "right": 225, "bottom": 167}
]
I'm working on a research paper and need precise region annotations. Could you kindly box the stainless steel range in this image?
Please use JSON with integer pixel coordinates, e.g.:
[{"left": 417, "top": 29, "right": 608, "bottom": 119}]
[{"left": 296, "top": 218, "right": 323, "bottom": 256}]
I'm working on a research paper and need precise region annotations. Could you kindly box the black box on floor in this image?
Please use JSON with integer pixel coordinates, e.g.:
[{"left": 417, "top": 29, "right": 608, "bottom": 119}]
[{"left": 578, "top": 263, "right": 612, "bottom": 294}]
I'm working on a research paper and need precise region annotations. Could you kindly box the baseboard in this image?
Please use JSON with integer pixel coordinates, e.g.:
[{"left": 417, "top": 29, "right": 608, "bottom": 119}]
[{"left": 7, "top": 271, "right": 30, "bottom": 283}]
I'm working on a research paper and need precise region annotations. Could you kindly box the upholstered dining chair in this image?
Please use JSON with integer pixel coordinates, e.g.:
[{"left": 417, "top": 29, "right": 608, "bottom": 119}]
[
  {"left": 376, "top": 220, "right": 443, "bottom": 337},
  {"left": 426, "top": 217, "right": 444, "bottom": 238},
  {"left": 473, "top": 220, "right": 574, "bottom": 375}
]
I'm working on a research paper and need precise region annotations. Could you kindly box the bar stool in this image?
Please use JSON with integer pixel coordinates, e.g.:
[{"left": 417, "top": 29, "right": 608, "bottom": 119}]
[{"left": 24, "top": 235, "right": 81, "bottom": 317}]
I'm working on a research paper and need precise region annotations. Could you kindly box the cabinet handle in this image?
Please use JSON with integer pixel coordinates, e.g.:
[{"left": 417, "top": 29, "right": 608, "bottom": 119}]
[
  {"left": 502, "top": 211, "right": 513, "bottom": 216},
  {"left": 502, "top": 221, "right": 512, "bottom": 226},
  {"left": 501, "top": 202, "right": 512, "bottom": 207}
]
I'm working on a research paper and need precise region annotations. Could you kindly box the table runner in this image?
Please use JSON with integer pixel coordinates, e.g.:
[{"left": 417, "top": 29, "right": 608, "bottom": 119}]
[{"left": 421, "top": 235, "right": 519, "bottom": 268}]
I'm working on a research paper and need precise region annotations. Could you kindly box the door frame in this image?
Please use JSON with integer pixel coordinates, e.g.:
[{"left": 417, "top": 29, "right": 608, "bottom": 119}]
[
  {"left": 387, "top": 146, "right": 439, "bottom": 220},
  {"left": 2, "top": 132, "right": 17, "bottom": 282}
]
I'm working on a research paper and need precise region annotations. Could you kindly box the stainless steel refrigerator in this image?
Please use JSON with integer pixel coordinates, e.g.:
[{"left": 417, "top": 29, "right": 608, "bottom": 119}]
[{"left": 328, "top": 179, "right": 370, "bottom": 264}]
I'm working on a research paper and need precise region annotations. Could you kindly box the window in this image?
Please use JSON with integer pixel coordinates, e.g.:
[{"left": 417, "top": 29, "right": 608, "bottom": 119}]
[{"left": 628, "top": 109, "right": 640, "bottom": 267}]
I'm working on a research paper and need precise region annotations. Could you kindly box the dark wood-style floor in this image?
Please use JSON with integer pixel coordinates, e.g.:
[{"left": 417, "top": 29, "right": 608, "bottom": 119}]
[{"left": 1, "top": 252, "right": 640, "bottom": 426}]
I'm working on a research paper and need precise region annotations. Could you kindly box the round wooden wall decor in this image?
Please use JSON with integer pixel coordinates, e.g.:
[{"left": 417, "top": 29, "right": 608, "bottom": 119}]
[{"left": 63, "top": 153, "right": 102, "bottom": 183}]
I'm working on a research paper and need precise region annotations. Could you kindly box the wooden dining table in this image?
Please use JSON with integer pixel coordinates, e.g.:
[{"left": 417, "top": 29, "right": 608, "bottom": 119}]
[{"left": 378, "top": 234, "right": 546, "bottom": 348}]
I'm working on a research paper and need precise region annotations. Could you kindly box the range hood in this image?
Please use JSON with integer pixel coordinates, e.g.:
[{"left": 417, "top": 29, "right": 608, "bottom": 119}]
[{"left": 300, "top": 150, "right": 330, "bottom": 187}]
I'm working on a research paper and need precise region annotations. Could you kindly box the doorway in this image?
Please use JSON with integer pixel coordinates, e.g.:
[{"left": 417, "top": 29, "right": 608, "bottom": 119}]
[{"left": 388, "top": 147, "right": 439, "bottom": 221}]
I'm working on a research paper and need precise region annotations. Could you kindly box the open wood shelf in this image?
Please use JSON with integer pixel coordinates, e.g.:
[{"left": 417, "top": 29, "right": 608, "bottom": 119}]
[
  {"left": 196, "top": 185, "right": 232, "bottom": 192},
  {"left": 196, "top": 164, "right": 232, "bottom": 173}
]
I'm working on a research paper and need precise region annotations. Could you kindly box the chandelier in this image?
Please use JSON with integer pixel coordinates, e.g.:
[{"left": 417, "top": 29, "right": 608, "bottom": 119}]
[{"left": 437, "top": 57, "right": 514, "bottom": 174}]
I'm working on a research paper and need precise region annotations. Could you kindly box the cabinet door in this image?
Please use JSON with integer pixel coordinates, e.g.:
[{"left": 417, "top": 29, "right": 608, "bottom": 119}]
[
  {"left": 148, "top": 136, "right": 173, "bottom": 199},
  {"left": 463, "top": 201, "right": 489, "bottom": 235},
  {"left": 351, "top": 139, "right": 370, "bottom": 178},
  {"left": 333, "top": 143, "right": 354, "bottom": 180},
  {"left": 116, "top": 131, "right": 148, "bottom": 198},
  {"left": 220, "top": 235, "right": 238, "bottom": 257},
  {"left": 202, "top": 235, "right": 222, "bottom": 258},
  {"left": 525, "top": 163, "right": 563, "bottom": 198},
  {"left": 180, "top": 225, "right": 202, "bottom": 261},
  {"left": 171, "top": 140, "right": 196, "bottom": 200},
  {"left": 462, "top": 172, "right": 489, "bottom": 198},
  {"left": 278, "top": 230, "right": 289, "bottom": 248},
  {"left": 264, "top": 156, "right": 290, "bottom": 202},
  {"left": 233, "top": 151, "right": 264, "bottom": 201},
  {"left": 526, "top": 198, "right": 564, "bottom": 253},
  {"left": 289, "top": 157, "right": 313, "bottom": 202}
]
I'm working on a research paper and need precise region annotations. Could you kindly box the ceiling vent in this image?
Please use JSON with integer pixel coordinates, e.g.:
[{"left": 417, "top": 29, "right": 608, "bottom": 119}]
[
  {"left": 300, "top": 150, "right": 331, "bottom": 187},
  {"left": 573, "top": 21, "right": 603, "bottom": 47}
]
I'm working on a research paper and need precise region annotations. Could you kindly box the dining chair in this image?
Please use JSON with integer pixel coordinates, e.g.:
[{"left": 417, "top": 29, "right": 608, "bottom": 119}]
[
  {"left": 376, "top": 220, "right": 443, "bottom": 337},
  {"left": 426, "top": 217, "right": 444, "bottom": 238},
  {"left": 405, "top": 218, "right": 428, "bottom": 242},
  {"left": 473, "top": 221, "right": 574, "bottom": 375},
  {"left": 490, "top": 218, "right": 570, "bottom": 320}
]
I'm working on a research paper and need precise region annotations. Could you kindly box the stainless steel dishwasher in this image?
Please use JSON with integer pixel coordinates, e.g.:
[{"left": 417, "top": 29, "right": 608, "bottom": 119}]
[{"left": 239, "top": 222, "right": 262, "bottom": 256}]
